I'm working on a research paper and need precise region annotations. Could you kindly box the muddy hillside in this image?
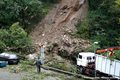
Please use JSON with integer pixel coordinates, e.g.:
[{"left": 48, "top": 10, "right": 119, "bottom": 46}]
[{"left": 31, "top": 0, "right": 90, "bottom": 55}]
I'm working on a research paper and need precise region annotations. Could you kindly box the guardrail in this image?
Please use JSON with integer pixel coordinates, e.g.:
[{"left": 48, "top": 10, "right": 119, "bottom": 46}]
[
  {"left": 41, "top": 65, "right": 94, "bottom": 80},
  {"left": 41, "top": 65, "right": 119, "bottom": 80}
]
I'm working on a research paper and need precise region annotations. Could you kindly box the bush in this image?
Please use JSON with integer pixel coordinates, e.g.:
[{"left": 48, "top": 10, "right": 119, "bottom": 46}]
[
  {"left": 85, "top": 43, "right": 100, "bottom": 52},
  {"left": 40, "top": 0, "right": 59, "bottom": 3},
  {"left": 0, "top": 22, "right": 32, "bottom": 53},
  {"left": 0, "top": 0, "right": 43, "bottom": 27},
  {"left": 58, "top": 49, "right": 69, "bottom": 59},
  {"left": 76, "top": 19, "right": 90, "bottom": 39},
  {"left": 19, "top": 60, "right": 34, "bottom": 71},
  {"left": 0, "top": 41, "right": 6, "bottom": 52},
  {"left": 47, "top": 60, "right": 77, "bottom": 73},
  {"left": 76, "top": 0, "right": 120, "bottom": 48},
  {"left": 9, "top": 22, "right": 32, "bottom": 48}
]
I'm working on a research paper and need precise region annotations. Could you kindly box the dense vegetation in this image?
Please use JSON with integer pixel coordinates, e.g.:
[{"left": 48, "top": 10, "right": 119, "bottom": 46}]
[
  {"left": 0, "top": 22, "right": 31, "bottom": 52},
  {"left": 0, "top": 0, "right": 56, "bottom": 53},
  {"left": 1, "top": 0, "right": 120, "bottom": 53},
  {"left": 0, "top": 0, "right": 54, "bottom": 29},
  {"left": 76, "top": 0, "right": 120, "bottom": 48}
]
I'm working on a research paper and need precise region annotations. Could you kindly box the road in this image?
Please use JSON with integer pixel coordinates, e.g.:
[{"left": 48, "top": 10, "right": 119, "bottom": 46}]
[
  {"left": 0, "top": 68, "right": 25, "bottom": 80},
  {"left": 0, "top": 66, "right": 76, "bottom": 80}
]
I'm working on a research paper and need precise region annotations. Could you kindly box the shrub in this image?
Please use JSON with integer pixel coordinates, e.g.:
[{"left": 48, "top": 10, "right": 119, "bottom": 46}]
[
  {"left": 40, "top": 0, "right": 59, "bottom": 3},
  {"left": 76, "top": 0, "right": 120, "bottom": 48},
  {"left": 9, "top": 22, "right": 32, "bottom": 48},
  {"left": 47, "top": 60, "right": 77, "bottom": 73},
  {"left": 58, "top": 49, "right": 69, "bottom": 59},
  {"left": 0, "top": 22, "right": 32, "bottom": 54},
  {"left": 0, "top": 0, "right": 44, "bottom": 27},
  {"left": 76, "top": 19, "right": 90, "bottom": 39},
  {"left": 85, "top": 43, "right": 100, "bottom": 52}
]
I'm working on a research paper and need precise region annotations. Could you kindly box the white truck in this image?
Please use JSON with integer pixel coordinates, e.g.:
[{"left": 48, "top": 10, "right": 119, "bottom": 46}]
[{"left": 77, "top": 52, "right": 120, "bottom": 79}]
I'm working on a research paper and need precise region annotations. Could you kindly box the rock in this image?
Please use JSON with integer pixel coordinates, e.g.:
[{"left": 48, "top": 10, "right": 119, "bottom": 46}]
[
  {"left": 27, "top": 53, "right": 38, "bottom": 60},
  {"left": 61, "top": 5, "right": 68, "bottom": 10},
  {"left": 31, "top": 0, "right": 89, "bottom": 60},
  {"left": 42, "top": 33, "right": 45, "bottom": 36}
]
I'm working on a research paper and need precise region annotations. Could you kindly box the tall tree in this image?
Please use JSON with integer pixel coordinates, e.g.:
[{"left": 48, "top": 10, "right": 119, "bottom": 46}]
[
  {"left": 77, "top": 0, "right": 120, "bottom": 48},
  {"left": 0, "top": 0, "right": 43, "bottom": 28}
]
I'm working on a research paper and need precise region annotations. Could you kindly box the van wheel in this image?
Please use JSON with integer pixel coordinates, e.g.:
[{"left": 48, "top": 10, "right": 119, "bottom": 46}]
[
  {"left": 79, "top": 67, "right": 84, "bottom": 74},
  {"left": 77, "top": 66, "right": 84, "bottom": 74}
]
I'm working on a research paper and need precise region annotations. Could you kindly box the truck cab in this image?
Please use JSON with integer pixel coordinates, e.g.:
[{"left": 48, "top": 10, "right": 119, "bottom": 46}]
[
  {"left": 76, "top": 52, "right": 95, "bottom": 74},
  {"left": 77, "top": 52, "right": 95, "bottom": 67}
]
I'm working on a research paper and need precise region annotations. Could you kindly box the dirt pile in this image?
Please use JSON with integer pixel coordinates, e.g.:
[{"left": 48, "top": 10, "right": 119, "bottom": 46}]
[{"left": 31, "top": 0, "right": 89, "bottom": 55}]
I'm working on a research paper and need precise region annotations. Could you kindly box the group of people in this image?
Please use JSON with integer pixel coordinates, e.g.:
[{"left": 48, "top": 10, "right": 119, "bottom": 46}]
[{"left": 35, "top": 44, "right": 45, "bottom": 73}]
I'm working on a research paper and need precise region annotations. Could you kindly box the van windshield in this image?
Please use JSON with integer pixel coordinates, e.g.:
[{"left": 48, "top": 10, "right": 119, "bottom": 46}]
[
  {"left": 79, "top": 55, "right": 82, "bottom": 59},
  {"left": 87, "top": 57, "right": 91, "bottom": 60}
]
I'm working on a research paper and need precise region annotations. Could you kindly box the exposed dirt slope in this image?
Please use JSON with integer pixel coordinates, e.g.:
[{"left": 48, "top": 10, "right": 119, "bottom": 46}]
[{"left": 31, "top": 0, "right": 89, "bottom": 54}]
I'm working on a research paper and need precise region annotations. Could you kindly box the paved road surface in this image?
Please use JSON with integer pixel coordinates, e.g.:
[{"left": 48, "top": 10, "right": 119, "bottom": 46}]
[
  {"left": 0, "top": 67, "right": 63, "bottom": 80},
  {"left": 0, "top": 68, "right": 25, "bottom": 80},
  {"left": 0, "top": 66, "right": 76, "bottom": 80}
]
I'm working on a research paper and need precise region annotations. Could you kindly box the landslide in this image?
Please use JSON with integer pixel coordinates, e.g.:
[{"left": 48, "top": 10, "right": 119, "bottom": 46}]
[{"left": 31, "top": 0, "right": 90, "bottom": 55}]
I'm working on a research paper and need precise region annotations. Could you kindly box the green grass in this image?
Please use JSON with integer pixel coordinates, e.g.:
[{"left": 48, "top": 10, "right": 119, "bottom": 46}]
[
  {"left": 6, "top": 60, "right": 80, "bottom": 80},
  {"left": 46, "top": 60, "right": 77, "bottom": 73},
  {"left": 22, "top": 72, "right": 49, "bottom": 80}
]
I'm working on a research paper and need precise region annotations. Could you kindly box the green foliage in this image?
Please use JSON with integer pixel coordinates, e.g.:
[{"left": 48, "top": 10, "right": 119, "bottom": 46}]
[
  {"left": 9, "top": 22, "right": 31, "bottom": 48},
  {"left": 0, "top": 0, "right": 55, "bottom": 53},
  {"left": 22, "top": 72, "right": 48, "bottom": 80},
  {"left": 18, "top": 60, "right": 34, "bottom": 72},
  {"left": 48, "top": 61, "right": 68, "bottom": 71},
  {"left": 58, "top": 49, "right": 69, "bottom": 59},
  {"left": 0, "top": 41, "right": 6, "bottom": 52},
  {"left": 40, "top": 0, "right": 59, "bottom": 3},
  {"left": 88, "top": 0, "right": 104, "bottom": 10},
  {"left": 76, "top": 19, "right": 89, "bottom": 39},
  {"left": 77, "top": 0, "right": 120, "bottom": 48},
  {"left": 85, "top": 43, "right": 100, "bottom": 52},
  {"left": 0, "top": 0, "right": 44, "bottom": 28},
  {"left": 114, "top": 50, "right": 120, "bottom": 59},
  {"left": 0, "top": 22, "right": 32, "bottom": 52},
  {"left": 116, "top": 37, "right": 120, "bottom": 45},
  {"left": 47, "top": 60, "right": 77, "bottom": 73},
  {"left": 8, "top": 60, "right": 34, "bottom": 73},
  {"left": 0, "top": 29, "right": 11, "bottom": 47}
]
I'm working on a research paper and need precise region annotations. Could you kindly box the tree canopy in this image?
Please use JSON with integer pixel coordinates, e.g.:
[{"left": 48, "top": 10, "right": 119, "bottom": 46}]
[
  {"left": 0, "top": 0, "right": 57, "bottom": 53},
  {"left": 0, "top": 22, "right": 31, "bottom": 52},
  {"left": 77, "top": 0, "right": 120, "bottom": 48},
  {"left": 0, "top": 0, "right": 46, "bottom": 28}
]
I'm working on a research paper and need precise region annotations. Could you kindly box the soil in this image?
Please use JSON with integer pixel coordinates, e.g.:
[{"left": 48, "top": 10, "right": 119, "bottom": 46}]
[
  {"left": 31, "top": 0, "right": 90, "bottom": 54},
  {"left": 0, "top": 0, "right": 89, "bottom": 80}
]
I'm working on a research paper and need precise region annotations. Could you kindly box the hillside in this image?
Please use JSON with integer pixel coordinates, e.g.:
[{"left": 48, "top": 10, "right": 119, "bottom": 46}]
[{"left": 31, "top": 0, "right": 90, "bottom": 54}]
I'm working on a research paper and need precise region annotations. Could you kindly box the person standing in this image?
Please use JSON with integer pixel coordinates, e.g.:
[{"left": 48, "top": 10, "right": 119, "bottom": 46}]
[
  {"left": 35, "top": 57, "right": 42, "bottom": 73},
  {"left": 39, "top": 44, "right": 45, "bottom": 64}
]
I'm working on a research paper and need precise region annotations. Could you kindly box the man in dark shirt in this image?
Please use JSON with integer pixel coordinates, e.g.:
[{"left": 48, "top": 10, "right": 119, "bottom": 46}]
[{"left": 35, "top": 58, "right": 42, "bottom": 73}]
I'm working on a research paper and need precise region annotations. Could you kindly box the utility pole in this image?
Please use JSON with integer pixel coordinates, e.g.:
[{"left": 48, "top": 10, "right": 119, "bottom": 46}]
[{"left": 94, "top": 41, "right": 98, "bottom": 78}]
